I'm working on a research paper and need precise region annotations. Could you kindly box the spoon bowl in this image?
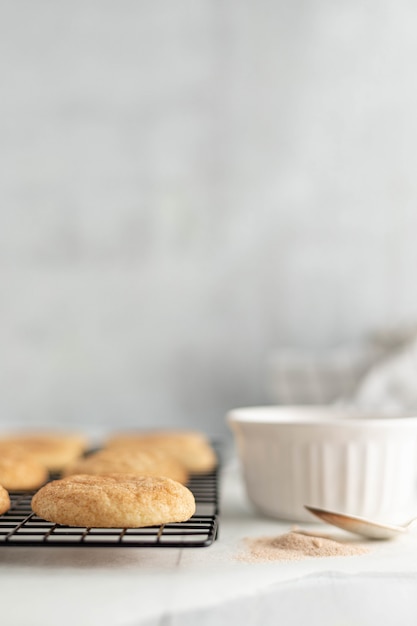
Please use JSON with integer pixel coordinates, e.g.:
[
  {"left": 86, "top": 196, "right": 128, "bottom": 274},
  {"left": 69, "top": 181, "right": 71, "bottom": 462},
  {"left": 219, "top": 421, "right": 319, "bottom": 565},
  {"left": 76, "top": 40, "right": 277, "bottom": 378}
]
[{"left": 304, "top": 505, "right": 417, "bottom": 540}]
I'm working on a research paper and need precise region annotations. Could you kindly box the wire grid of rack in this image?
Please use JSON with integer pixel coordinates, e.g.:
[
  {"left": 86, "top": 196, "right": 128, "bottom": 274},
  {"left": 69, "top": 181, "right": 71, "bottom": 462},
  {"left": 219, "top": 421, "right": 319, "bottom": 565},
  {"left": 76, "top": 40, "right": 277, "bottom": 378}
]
[{"left": 0, "top": 470, "right": 219, "bottom": 548}]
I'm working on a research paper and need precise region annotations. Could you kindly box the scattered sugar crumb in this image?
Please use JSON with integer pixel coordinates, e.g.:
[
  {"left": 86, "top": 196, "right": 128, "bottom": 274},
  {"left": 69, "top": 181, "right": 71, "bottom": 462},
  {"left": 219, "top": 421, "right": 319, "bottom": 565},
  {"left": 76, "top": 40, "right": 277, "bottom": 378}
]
[{"left": 237, "top": 530, "right": 369, "bottom": 563}]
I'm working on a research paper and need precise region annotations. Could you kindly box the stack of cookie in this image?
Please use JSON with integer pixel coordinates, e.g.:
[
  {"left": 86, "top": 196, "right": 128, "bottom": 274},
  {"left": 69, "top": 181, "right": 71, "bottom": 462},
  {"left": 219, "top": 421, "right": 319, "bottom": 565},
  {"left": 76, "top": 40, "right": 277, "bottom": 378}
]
[{"left": 0, "top": 429, "right": 217, "bottom": 529}]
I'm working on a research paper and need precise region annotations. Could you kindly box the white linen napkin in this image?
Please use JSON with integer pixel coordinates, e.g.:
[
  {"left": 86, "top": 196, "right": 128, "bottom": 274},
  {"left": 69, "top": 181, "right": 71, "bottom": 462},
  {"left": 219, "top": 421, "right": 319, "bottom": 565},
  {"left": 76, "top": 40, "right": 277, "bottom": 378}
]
[
  {"left": 268, "top": 324, "right": 417, "bottom": 411},
  {"left": 345, "top": 329, "right": 417, "bottom": 412}
]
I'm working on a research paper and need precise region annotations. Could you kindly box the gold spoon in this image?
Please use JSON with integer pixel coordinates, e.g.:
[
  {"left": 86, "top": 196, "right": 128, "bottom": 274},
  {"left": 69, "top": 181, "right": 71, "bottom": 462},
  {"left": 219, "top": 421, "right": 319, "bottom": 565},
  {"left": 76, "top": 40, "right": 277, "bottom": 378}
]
[{"left": 304, "top": 505, "right": 417, "bottom": 540}]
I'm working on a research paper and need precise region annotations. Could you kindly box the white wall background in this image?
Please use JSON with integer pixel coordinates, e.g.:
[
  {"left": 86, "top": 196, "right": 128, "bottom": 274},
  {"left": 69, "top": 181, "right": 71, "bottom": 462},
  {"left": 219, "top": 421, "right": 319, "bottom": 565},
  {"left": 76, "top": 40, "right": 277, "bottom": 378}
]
[{"left": 1, "top": 0, "right": 417, "bottom": 434}]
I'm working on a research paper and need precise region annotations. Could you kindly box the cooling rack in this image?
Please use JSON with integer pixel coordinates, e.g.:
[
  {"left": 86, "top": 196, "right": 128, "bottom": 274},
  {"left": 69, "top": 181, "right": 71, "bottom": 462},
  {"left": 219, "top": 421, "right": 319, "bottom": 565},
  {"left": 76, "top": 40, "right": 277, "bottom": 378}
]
[{"left": 0, "top": 470, "right": 219, "bottom": 548}]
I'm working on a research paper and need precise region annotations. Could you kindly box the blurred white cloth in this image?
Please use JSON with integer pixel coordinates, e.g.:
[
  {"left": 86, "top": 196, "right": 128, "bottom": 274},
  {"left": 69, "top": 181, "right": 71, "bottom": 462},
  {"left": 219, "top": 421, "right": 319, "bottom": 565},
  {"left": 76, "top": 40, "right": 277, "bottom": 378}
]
[
  {"left": 347, "top": 333, "right": 417, "bottom": 412},
  {"left": 268, "top": 325, "right": 417, "bottom": 412},
  {"left": 267, "top": 345, "right": 375, "bottom": 405}
]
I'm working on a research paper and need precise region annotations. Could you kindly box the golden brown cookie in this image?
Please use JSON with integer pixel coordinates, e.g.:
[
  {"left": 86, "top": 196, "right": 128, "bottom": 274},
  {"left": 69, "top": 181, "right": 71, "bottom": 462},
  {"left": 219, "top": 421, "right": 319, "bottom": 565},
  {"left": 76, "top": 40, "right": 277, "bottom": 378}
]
[
  {"left": 32, "top": 474, "right": 196, "bottom": 528},
  {"left": 0, "top": 432, "right": 88, "bottom": 471},
  {"left": 63, "top": 448, "right": 188, "bottom": 484},
  {"left": 106, "top": 430, "right": 217, "bottom": 473},
  {"left": 0, "top": 449, "right": 48, "bottom": 491},
  {"left": 0, "top": 484, "right": 10, "bottom": 515}
]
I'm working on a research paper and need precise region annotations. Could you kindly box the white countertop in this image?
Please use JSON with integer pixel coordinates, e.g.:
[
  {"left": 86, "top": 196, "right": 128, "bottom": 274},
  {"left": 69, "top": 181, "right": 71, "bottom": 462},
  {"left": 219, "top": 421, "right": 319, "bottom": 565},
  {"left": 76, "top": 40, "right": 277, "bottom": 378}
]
[{"left": 2, "top": 458, "right": 417, "bottom": 626}]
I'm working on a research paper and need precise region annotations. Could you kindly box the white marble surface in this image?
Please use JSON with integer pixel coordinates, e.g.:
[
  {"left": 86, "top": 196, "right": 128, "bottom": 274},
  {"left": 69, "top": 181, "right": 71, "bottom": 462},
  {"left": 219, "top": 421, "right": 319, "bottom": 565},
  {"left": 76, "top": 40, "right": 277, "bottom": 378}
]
[
  {"left": 2, "top": 2, "right": 417, "bottom": 433},
  {"left": 1, "top": 460, "right": 417, "bottom": 626}
]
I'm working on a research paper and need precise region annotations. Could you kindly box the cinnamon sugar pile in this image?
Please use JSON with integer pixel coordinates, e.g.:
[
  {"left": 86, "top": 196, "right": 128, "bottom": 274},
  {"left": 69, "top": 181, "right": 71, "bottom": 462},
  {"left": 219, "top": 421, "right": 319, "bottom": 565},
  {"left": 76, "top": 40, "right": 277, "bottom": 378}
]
[{"left": 239, "top": 530, "right": 369, "bottom": 563}]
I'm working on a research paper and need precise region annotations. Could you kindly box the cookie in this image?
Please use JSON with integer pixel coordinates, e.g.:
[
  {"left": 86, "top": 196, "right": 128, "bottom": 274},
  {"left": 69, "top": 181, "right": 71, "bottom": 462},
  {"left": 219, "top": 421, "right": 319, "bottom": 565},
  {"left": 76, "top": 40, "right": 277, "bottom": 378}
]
[
  {"left": 63, "top": 448, "right": 188, "bottom": 484},
  {"left": 31, "top": 474, "right": 196, "bottom": 528},
  {"left": 0, "top": 484, "right": 10, "bottom": 515},
  {"left": 106, "top": 430, "right": 217, "bottom": 473},
  {"left": 0, "top": 448, "right": 48, "bottom": 491},
  {"left": 0, "top": 432, "right": 88, "bottom": 471}
]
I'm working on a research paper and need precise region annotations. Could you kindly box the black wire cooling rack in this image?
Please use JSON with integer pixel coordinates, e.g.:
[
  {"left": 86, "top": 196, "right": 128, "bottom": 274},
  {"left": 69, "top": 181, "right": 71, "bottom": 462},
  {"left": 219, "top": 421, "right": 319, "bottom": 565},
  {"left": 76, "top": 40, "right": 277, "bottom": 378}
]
[{"left": 0, "top": 470, "right": 219, "bottom": 548}]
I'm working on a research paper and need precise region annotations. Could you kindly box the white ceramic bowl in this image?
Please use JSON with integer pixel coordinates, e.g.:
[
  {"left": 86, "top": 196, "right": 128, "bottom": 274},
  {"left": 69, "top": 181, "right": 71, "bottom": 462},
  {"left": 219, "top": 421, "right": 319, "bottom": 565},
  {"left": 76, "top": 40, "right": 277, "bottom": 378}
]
[{"left": 227, "top": 406, "right": 417, "bottom": 523}]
